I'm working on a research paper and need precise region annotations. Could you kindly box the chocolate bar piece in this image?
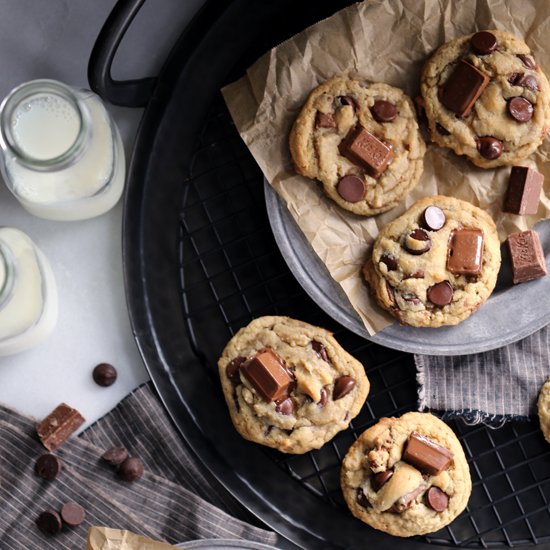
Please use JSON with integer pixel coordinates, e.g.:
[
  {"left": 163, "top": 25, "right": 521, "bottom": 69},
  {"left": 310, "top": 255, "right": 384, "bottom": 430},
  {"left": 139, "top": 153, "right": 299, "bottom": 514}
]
[
  {"left": 507, "top": 230, "right": 547, "bottom": 284},
  {"left": 447, "top": 228, "right": 484, "bottom": 276},
  {"left": 503, "top": 166, "right": 543, "bottom": 215},
  {"left": 402, "top": 432, "right": 454, "bottom": 476},
  {"left": 339, "top": 125, "right": 394, "bottom": 178},
  {"left": 36, "top": 403, "right": 85, "bottom": 451},
  {"left": 241, "top": 348, "right": 293, "bottom": 402},
  {"left": 440, "top": 60, "right": 490, "bottom": 117}
]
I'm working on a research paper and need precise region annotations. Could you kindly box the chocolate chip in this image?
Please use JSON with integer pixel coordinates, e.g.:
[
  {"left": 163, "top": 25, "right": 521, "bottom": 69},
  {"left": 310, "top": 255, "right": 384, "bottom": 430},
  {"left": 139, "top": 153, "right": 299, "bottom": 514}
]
[
  {"left": 404, "top": 228, "right": 432, "bottom": 255},
  {"left": 333, "top": 376, "right": 356, "bottom": 400},
  {"left": 226, "top": 356, "right": 246, "bottom": 382},
  {"left": 421, "top": 206, "right": 446, "bottom": 231},
  {"left": 338, "top": 95, "right": 358, "bottom": 111},
  {"left": 60, "top": 502, "right": 86, "bottom": 527},
  {"left": 426, "top": 486, "right": 449, "bottom": 512},
  {"left": 357, "top": 487, "right": 371, "bottom": 508},
  {"left": 518, "top": 54, "right": 537, "bottom": 70},
  {"left": 101, "top": 446, "right": 129, "bottom": 466},
  {"left": 318, "top": 387, "right": 328, "bottom": 407},
  {"left": 508, "top": 97, "right": 533, "bottom": 122},
  {"left": 371, "top": 100, "right": 397, "bottom": 122},
  {"left": 275, "top": 397, "right": 294, "bottom": 415},
  {"left": 471, "top": 31, "right": 498, "bottom": 55},
  {"left": 312, "top": 341, "right": 329, "bottom": 362},
  {"left": 380, "top": 253, "right": 398, "bottom": 271},
  {"left": 435, "top": 123, "right": 450, "bottom": 136},
  {"left": 316, "top": 111, "right": 336, "bottom": 129},
  {"left": 403, "top": 293, "right": 421, "bottom": 305},
  {"left": 92, "top": 363, "right": 117, "bottom": 387},
  {"left": 118, "top": 457, "right": 144, "bottom": 482},
  {"left": 386, "top": 281, "right": 396, "bottom": 305},
  {"left": 515, "top": 73, "right": 539, "bottom": 91},
  {"left": 427, "top": 281, "right": 453, "bottom": 307},
  {"left": 36, "top": 510, "right": 62, "bottom": 536},
  {"left": 508, "top": 72, "right": 521, "bottom": 85},
  {"left": 372, "top": 469, "right": 393, "bottom": 491},
  {"left": 35, "top": 453, "right": 62, "bottom": 481},
  {"left": 337, "top": 174, "right": 366, "bottom": 203},
  {"left": 476, "top": 136, "right": 503, "bottom": 160}
]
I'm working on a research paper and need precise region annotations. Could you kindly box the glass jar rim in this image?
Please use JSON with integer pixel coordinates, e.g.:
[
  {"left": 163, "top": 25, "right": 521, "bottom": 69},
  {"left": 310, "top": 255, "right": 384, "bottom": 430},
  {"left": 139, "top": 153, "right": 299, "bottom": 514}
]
[
  {"left": 0, "top": 79, "right": 92, "bottom": 171},
  {"left": 0, "top": 241, "right": 16, "bottom": 310}
]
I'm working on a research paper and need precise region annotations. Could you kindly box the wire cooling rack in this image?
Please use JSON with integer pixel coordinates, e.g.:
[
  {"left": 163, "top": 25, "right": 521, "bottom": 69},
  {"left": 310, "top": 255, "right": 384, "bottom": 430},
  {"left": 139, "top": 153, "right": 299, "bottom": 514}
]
[{"left": 178, "top": 93, "right": 550, "bottom": 548}]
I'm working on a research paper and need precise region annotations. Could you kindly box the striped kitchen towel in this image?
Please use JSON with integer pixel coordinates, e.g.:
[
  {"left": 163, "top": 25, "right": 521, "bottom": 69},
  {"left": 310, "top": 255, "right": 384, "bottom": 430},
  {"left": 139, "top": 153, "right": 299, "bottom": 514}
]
[
  {"left": 0, "top": 384, "right": 277, "bottom": 549},
  {"left": 415, "top": 324, "right": 550, "bottom": 426}
]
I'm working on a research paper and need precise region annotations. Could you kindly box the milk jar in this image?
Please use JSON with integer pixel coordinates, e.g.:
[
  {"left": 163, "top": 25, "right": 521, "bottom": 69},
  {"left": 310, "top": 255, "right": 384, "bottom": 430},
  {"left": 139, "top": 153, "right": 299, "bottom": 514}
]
[
  {"left": 0, "top": 79, "right": 125, "bottom": 220},
  {"left": 0, "top": 227, "right": 58, "bottom": 356}
]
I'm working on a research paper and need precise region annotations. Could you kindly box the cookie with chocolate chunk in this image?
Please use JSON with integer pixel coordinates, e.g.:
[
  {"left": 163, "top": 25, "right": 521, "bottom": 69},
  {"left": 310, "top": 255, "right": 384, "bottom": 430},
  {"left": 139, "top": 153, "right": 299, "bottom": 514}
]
[
  {"left": 217, "top": 316, "right": 369, "bottom": 454},
  {"left": 421, "top": 30, "right": 550, "bottom": 168},
  {"left": 289, "top": 75, "right": 426, "bottom": 216},
  {"left": 537, "top": 377, "right": 550, "bottom": 444},
  {"left": 340, "top": 412, "right": 471, "bottom": 537},
  {"left": 364, "top": 196, "right": 501, "bottom": 327}
]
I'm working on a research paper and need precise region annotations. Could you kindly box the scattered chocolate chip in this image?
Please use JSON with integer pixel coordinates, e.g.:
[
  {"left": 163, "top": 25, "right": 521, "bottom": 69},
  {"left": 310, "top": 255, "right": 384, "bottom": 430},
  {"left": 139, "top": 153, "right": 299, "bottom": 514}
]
[
  {"left": 338, "top": 95, "right": 358, "bottom": 111},
  {"left": 357, "top": 487, "right": 371, "bottom": 508},
  {"left": 518, "top": 54, "right": 537, "bottom": 70},
  {"left": 426, "top": 486, "right": 449, "bottom": 512},
  {"left": 93, "top": 363, "right": 117, "bottom": 387},
  {"left": 435, "top": 123, "right": 450, "bottom": 136},
  {"left": 60, "top": 502, "right": 86, "bottom": 527},
  {"left": 275, "top": 397, "right": 294, "bottom": 415},
  {"left": 312, "top": 341, "right": 329, "bottom": 362},
  {"left": 421, "top": 205, "right": 446, "bottom": 231},
  {"left": 337, "top": 174, "right": 366, "bottom": 203},
  {"left": 371, "top": 100, "right": 397, "bottom": 122},
  {"left": 476, "top": 136, "right": 503, "bottom": 160},
  {"left": 316, "top": 111, "right": 336, "bottom": 129},
  {"left": 101, "top": 446, "right": 129, "bottom": 466},
  {"left": 118, "top": 457, "right": 144, "bottom": 482},
  {"left": 508, "top": 97, "right": 533, "bottom": 122},
  {"left": 427, "top": 281, "right": 454, "bottom": 307},
  {"left": 36, "top": 510, "right": 62, "bottom": 536},
  {"left": 37, "top": 403, "right": 85, "bottom": 452},
  {"left": 35, "top": 453, "right": 62, "bottom": 481},
  {"left": 380, "top": 253, "right": 398, "bottom": 271},
  {"left": 333, "top": 376, "right": 356, "bottom": 400},
  {"left": 471, "top": 31, "right": 498, "bottom": 55},
  {"left": 515, "top": 73, "right": 539, "bottom": 91},
  {"left": 226, "top": 356, "right": 246, "bottom": 382},
  {"left": 404, "top": 228, "right": 432, "bottom": 255},
  {"left": 318, "top": 387, "right": 328, "bottom": 407},
  {"left": 403, "top": 270, "right": 425, "bottom": 280},
  {"left": 372, "top": 469, "right": 393, "bottom": 491}
]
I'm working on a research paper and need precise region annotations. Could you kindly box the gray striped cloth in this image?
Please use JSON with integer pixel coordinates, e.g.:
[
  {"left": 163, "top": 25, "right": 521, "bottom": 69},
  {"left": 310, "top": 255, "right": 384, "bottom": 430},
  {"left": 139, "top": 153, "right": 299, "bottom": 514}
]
[
  {"left": 0, "top": 384, "right": 277, "bottom": 549},
  {"left": 415, "top": 324, "right": 550, "bottom": 426}
]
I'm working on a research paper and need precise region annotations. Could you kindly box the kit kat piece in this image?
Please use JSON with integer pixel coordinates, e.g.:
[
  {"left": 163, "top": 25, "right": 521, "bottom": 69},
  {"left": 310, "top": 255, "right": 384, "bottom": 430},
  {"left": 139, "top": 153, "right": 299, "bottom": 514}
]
[
  {"left": 503, "top": 166, "right": 544, "bottom": 215},
  {"left": 402, "top": 432, "right": 454, "bottom": 476},
  {"left": 36, "top": 403, "right": 85, "bottom": 451},
  {"left": 507, "top": 230, "right": 547, "bottom": 284}
]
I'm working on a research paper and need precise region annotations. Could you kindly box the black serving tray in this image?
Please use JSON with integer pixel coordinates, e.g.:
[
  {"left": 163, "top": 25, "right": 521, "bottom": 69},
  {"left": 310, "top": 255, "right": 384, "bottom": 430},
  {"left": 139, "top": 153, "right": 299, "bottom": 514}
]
[{"left": 89, "top": 1, "right": 550, "bottom": 548}]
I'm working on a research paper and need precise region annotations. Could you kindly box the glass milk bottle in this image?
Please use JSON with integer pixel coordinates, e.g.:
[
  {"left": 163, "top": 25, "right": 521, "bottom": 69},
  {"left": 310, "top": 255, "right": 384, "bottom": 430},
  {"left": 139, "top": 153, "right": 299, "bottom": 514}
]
[
  {"left": 0, "top": 227, "right": 58, "bottom": 356},
  {"left": 0, "top": 79, "right": 125, "bottom": 220}
]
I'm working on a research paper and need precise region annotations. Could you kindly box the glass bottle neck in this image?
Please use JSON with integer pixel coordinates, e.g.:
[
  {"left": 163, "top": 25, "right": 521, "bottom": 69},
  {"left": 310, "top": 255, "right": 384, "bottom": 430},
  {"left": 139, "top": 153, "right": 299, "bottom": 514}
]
[{"left": 0, "top": 242, "right": 16, "bottom": 310}]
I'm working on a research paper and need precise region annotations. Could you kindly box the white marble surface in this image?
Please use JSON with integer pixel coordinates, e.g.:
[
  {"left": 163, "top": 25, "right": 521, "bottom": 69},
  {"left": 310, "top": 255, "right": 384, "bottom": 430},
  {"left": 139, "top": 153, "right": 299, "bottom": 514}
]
[{"left": 0, "top": 0, "right": 204, "bottom": 427}]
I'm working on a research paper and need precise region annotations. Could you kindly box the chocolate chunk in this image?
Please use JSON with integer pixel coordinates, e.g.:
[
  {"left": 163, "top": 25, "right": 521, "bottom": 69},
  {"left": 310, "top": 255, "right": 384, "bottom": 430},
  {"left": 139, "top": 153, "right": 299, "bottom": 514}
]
[
  {"left": 508, "top": 97, "right": 533, "bottom": 122},
  {"left": 380, "top": 253, "right": 398, "bottom": 271},
  {"left": 515, "top": 73, "right": 539, "bottom": 91},
  {"left": 338, "top": 95, "right": 358, "bottom": 111},
  {"left": 403, "top": 432, "right": 454, "bottom": 475},
  {"left": 226, "top": 356, "right": 246, "bottom": 382},
  {"left": 403, "top": 270, "right": 425, "bottom": 280},
  {"left": 318, "top": 387, "right": 328, "bottom": 407},
  {"left": 518, "top": 54, "right": 537, "bottom": 70},
  {"left": 275, "top": 397, "right": 294, "bottom": 415},
  {"left": 60, "top": 502, "right": 86, "bottom": 527},
  {"left": 403, "top": 293, "right": 421, "bottom": 305},
  {"left": 447, "top": 228, "right": 484, "bottom": 276},
  {"left": 404, "top": 228, "right": 432, "bottom": 255},
  {"left": 316, "top": 111, "right": 336, "bottom": 129},
  {"left": 36, "top": 510, "right": 62, "bottom": 536},
  {"left": 422, "top": 206, "right": 446, "bottom": 231},
  {"left": 435, "top": 123, "right": 450, "bottom": 136},
  {"left": 386, "top": 281, "right": 396, "bottom": 305},
  {"left": 372, "top": 469, "right": 393, "bottom": 491},
  {"left": 476, "top": 136, "right": 503, "bottom": 159},
  {"left": 93, "top": 363, "right": 117, "bottom": 387},
  {"left": 101, "top": 446, "right": 129, "bottom": 466},
  {"left": 508, "top": 72, "right": 521, "bottom": 85},
  {"left": 337, "top": 174, "right": 366, "bottom": 203},
  {"left": 36, "top": 403, "right": 85, "bottom": 452},
  {"left": 312, "top": 341, "right": 329, "bottom": 362},
  {"left": 35, "top": 453, "right": 62, "bottom": 481},
  {"left": 440, "top": 60, "right": 490, "bottom": 117},
  {"left": 427, "top": 281, "right": 453, "bottom": 307},
  {"left": 241, "top": 348, "right": 293, "bottom": 402},
  {"left": 357, "top": 487, "right": 371, "bottom": 508},
  {"left": 118, "top": 457, "right": 144, "bottom": 482},
  {"left": 426, "top": 487, "right": 449, "bottom": 512},
  {"left": 392, "top": 484, "right": 427, "bottom": 513},
  {"left": 504, "top": 166, "right": 543, "bottom": 215},
  {"left": 339, "top": 125, "right": 394, "bottom": 178},
  {"left": 333, "top": 376, "right": 356, "bottom": 400},
  {"left": 371, "top": 100, "right": 397, "bottom": 122},
  {"left": 471, "top": 31, "right": 498, "bottom": 55},
  {"left": 507, "top": 230, "right": 547, "bottom": 284}
]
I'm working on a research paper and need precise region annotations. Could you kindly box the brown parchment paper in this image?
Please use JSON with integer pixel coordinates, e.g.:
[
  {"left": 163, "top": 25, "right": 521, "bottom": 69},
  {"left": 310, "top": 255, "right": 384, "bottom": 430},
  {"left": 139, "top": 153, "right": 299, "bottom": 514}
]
[
  {"left": 86, "top": 527, "right": 177, "bottom": 550},
  {"left": 222, "top": 0, "right": 550, "bottom": 335}
]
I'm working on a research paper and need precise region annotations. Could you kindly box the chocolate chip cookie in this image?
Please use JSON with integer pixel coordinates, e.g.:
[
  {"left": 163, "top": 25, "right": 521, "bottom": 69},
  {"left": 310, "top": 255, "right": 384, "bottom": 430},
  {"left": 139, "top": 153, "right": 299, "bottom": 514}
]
[
  {"left": 537, "top": 377, "right": 550, "bottom": 444},
  {"left": 364, "top": 195, "right": 501, "bottom": 327},
  {"left": 289, "top": 75, "right": 426, "bottom": 216},
  {"left": 217, "top": 316, "right": 370, "bottom": 454},
  {"left": 421, "top": 30, "right": 550, "bottom": 168},
  {"left": 341, "top": 412, "right": 471, "bottom": 537}
]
